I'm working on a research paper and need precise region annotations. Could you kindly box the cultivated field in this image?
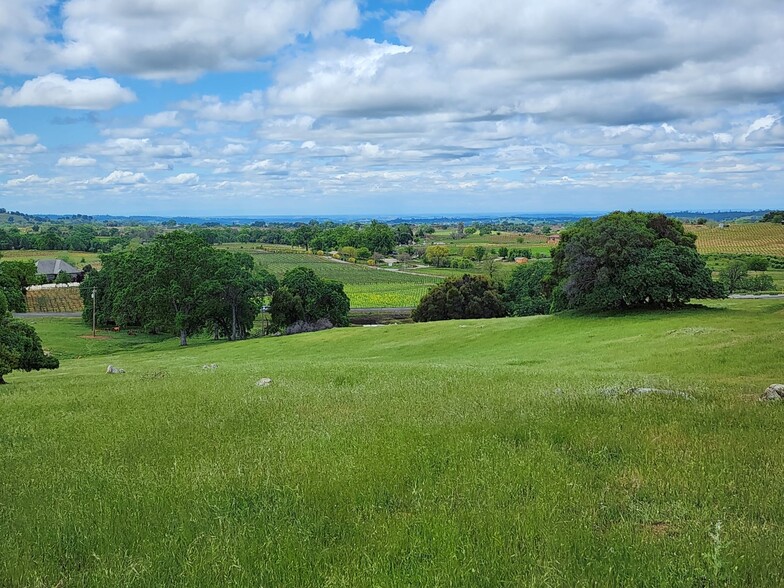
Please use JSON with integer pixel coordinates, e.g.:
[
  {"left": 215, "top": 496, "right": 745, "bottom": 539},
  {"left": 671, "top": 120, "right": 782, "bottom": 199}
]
[
  {"left": 689, "top": 223, "right": 784, "bottom": 256},
  {"left": 235, "top": 248, "right": 441, "bottom": 308},
  {"left": 3, "top": 299, "right": 784, "bottom": 585},
  {"left": 25, "top": 285, "right": 83, "bottom": 312}
]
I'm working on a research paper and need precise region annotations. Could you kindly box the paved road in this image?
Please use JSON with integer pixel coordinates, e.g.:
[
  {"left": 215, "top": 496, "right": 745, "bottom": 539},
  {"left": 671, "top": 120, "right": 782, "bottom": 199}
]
[{"left": 727, "top": 294, "right": 784, "bottom": 299}]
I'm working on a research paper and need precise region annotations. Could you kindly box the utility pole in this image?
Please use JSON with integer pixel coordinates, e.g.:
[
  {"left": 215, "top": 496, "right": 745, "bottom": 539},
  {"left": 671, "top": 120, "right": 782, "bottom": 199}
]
[{"left": 91, "top": 287, "right": 96, "bottom": 337}]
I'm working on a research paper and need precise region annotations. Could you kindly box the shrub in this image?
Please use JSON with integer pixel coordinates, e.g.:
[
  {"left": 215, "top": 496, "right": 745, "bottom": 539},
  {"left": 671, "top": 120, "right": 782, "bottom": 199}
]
[
  {"left": 747, "top": 256, "right": 769, "bottom": 271},
  {"left": 505, "top": 262, "right": 552, "bottom": 316},
  {"left": 412, "top": 274, "right": 507, "bottom": 322}
]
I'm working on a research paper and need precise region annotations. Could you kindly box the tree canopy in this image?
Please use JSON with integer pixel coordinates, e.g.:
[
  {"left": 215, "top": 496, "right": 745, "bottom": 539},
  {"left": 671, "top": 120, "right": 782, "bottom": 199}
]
[
  {"left": 551, "top": 211, "right": 722, "bottom": 311},
  {"left": 269, "top": 267, "right": 350, "bottom": 333},
  {"left": 412, "top": 274, "right": 506, "bottom": 322},
  {"left": 0, "top": 292, "right": 59, "bottom": 384},
  {"left": 80, "top": 231, "right": 266, "bottom": 345}
]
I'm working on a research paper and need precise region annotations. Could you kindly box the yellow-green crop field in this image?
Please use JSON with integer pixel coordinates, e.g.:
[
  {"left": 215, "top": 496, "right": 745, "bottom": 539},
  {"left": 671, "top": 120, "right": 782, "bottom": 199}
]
[
  {"left": 689, "top": 223, "right": 784, "bottom": 256},
  {"left": 248, "top": 250, "right": 441, "bottom": 308}
]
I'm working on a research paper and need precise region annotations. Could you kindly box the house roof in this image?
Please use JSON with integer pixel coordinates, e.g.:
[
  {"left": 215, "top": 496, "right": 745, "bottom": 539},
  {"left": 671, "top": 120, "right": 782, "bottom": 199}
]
[{"left": 35, "top": 259, "right": 81, "bottom": 275}]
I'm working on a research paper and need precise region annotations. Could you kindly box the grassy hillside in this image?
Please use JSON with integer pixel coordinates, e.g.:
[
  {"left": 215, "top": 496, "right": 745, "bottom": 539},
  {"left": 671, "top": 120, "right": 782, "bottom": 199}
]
[{"left": 2, "top": 300, "right": 784, "bottom": 585}]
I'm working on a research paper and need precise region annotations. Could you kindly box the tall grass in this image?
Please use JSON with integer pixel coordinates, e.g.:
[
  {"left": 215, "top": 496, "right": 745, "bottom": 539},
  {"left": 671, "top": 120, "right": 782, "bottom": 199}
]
[{"left": 1, "top": 299, "right": 783, "bottom": 586}]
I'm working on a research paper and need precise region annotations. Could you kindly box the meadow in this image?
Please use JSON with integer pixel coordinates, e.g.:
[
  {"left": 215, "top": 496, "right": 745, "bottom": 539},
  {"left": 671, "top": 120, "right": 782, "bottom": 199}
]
[{"left": 2, "top": 299, "right": 784, "bottom": 586}]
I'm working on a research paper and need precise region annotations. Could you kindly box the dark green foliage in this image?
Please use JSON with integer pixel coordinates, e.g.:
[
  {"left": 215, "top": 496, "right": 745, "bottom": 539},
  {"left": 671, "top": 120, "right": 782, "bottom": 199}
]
[
  {"left": 412, "top": 274, "right": 507, "bottom": 322},
  {"left": 760, "top": 210, "right": 784, "bottom": 224},
  {"left": 0, "top": 292, "right": 58, "bottom": 383},
  {"left": 741, "top": 274, "right": 775, "bottom": 292},
  {"left": 746, "top": 256, "right": 769, "bottom": 271},
  {"left": 719, "top": 260, "right": 749, "bottom": 294},
  {"left": 0, "top": 260, "right": 35, "bottom": 312},
  {"left": 80, "top": 231, "right": 264, "bottom": 345},
  {"left": 551, "top": 211, "right": 722, "bottom": 311},
  {"left": 505, "top": 262, "right": 552, "bottom": 316},
  {"left": 54, "top": 270, "right": 72, "bottom": 284},
  {"left": 269, "top": 267, "right": 350, "bottom": 333}
]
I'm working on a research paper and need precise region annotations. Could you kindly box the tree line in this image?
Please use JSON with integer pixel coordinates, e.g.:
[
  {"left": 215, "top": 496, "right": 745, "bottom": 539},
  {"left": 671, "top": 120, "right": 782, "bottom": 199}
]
[
  {"left": 413, "top": 212, "right": 725, "bottom": 322},
  {"left": 80, "top": 231, "right": 352, "bottom": 344}
]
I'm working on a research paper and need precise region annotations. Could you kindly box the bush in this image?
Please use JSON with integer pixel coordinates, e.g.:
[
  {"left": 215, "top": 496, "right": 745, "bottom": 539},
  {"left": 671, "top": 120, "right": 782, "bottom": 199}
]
[
  {"left": 269, "top": 267, "right": 349, "bottom": 333},
  {"left": 412, "top": 274, "right": 507, "bottom": 322},
  {"left": 747, "top": 256, "right": 769, "bottom": 271},
  {"left": 739, "top": 274, "right": 775, "bottom": 292}
]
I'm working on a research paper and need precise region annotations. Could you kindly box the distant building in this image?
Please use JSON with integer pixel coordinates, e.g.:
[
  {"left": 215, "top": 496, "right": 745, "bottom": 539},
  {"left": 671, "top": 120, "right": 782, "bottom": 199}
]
[
  {"left": 547, "top": 234, "right": 561, "bottom": 244},
  {"left": 514, "top": 257, "right": 529, "bottom": 264},
  {"left": 35, "top": 259, "right": 84, "bottom": 283}
]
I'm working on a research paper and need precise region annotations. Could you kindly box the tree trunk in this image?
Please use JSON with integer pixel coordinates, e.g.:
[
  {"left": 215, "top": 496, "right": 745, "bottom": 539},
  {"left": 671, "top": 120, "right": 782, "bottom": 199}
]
[
  {"left": 179, "top": 329, "right": 188, "bottom": 346},
  {"left": 231, "top": 304, "right": 237, "bottom": 341},
  {"left": 0, "top": 375, "right": 6, "bottom": 384}
]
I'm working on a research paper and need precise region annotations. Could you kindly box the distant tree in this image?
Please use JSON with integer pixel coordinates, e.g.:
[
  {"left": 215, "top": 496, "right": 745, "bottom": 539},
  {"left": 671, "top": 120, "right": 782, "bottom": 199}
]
[
  {"left": 719, "top": 261, "right": 748, "bottom": 294},
  {"left": 551, "top": 211, "right": 723, "bottom": 311},
  {"left": 474, "top": 246, "right": 486, "bottom": 261},
  {"left": 363, "top": 220, "right": 396, "bottom": 254},
  {"left": 505, "top": 262, "right": 552, "bottom": 316},
  {"left": 425, "top": 245, "right": 450, "bottom": 267},
  {"left": 269, "top": 267, "right": 349, "bottom": 333},
  {"left": 462, "top": 245, "right": 477, "bottom": 260},
  {"left": 696, "top": 217, "right": 708, "bottom": 225},
  {"left": 0, "top": 292, "right": 59, "bottom": 384},
  {"left": 55, "top": 270, "right": 71, "bottom": 284},
  {"left": 746, "top": 256, "right": 769, "bottom": 271},
  {"left": 498, "top": 246, "right": 509, "bottom": 259},
  {"left": 394, "top": 224, "right": 414, "bottom": 245},
  {"left": 412, "top": 274, "right": 507, "bottom": 322},
  {"left": 760, "top": 211, "right": 784, "bottom": 224}
]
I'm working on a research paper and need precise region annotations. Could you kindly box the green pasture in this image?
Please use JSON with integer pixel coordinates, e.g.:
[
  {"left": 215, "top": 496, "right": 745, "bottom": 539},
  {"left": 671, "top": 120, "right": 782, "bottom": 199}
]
[{"left": 3, "top": 300, "right": 784, "bottom": 585}]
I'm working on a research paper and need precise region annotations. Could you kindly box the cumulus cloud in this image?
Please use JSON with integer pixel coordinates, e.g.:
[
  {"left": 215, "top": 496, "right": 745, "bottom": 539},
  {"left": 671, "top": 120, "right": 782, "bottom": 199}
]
[
  {"left": 179, "top": 92, "right": 265, "bottom": 122},
  {"left": 6, "top": 174, "right": 47, "bottom": 186},
  {"left": 142, "top": 111, "right": 181, "bottom": 128},
  {"left": 161, "top": 172, "right": 199, "bottom": 185},
  {"left": 57, "top": 156, "right": 97, "bottom": 167},
  {"left": 57, "top": 0, "right": 360, "bottom": 79},
  {"left": 0, "top": 74, "right": 136, "bottom": 110},
  {"left": 97, "top": 170, "right": 148, "bottom": 185}
]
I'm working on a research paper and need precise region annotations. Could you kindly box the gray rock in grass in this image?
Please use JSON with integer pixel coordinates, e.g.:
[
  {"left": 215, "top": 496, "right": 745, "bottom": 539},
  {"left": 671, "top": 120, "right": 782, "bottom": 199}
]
[
  {"left": 624, "top": 387, "right": 694, "bottom": 400},
  {"left": 255, "top": 378, "right": 273, "bottom": 387},
  {"left": 760, "top": 384, "right": 784, "bottom": 401},
  {"left": 106, "top": 365, "right": 125, "bottom": 374}
]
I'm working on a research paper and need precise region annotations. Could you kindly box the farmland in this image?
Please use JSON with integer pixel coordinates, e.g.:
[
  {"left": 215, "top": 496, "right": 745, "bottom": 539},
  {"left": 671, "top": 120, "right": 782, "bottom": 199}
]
[
  {"left": 25, "top": 285, "right": 83, "bottom": 313},
  {"left": 3, "top": 299, "right": 784, "bottom": 585},
  {"left": 224, "top": 247, "right": 441, "bottom": 308},
  {"left": 689, "top": 222, "right": 784, "bottom": 256}
]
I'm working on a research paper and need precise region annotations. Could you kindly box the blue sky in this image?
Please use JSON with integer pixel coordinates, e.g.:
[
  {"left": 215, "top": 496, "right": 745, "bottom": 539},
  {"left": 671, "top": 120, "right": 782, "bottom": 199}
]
[{"left": 0, "top": 0, "right": 782, "bottom": 216}]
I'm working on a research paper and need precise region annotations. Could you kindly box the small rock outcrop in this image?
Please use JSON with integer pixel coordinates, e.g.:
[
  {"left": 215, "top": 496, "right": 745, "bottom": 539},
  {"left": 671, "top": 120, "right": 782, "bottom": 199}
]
[
  {"left": 255, "top": 378, "right": 273, "bottom": 387},
  {"left": 202, "top": 364, "right": 218, "bottom": 370},
  {"left": 761, "top": 384, "right": 784, "bottom": 401},
  {"left": 106, "top": 365, "right": 125, "bottom": 374}
]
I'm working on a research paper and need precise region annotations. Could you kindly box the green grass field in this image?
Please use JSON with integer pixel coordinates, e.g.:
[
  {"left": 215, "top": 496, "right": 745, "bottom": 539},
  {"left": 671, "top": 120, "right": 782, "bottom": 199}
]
[
  {"left": 3, "top": 300, "right": 784, "bottom": 585},
  {"left": 0, "top": 249, "right": 101, "bottom": 268}
]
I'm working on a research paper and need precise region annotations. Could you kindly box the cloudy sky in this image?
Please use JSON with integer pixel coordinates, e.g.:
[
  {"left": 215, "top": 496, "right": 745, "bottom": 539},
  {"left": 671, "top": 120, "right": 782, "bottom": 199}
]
[{"left": 0, "top": 0, "right": 782, "bottom": 216}]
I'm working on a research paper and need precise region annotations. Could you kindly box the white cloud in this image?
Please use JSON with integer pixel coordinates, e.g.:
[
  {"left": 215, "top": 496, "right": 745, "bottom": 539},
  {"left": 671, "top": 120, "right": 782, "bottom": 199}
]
[
  {"left": 161, "top": 173, "right": 199, "bottom": 185},
  {"left": 180, "top": 92, "right": 265, "bottom": 122},
  {"left": 57, "top": 156, "right": 97, "bottom": 167},
  {"left": 57, "top": 0, "right": 360, "bottom": 79},
  {"left": 142, "top": 111, "right": 181, "bottom": 128},
  {"left": 6, "top": 174, "right": 46, "bottom": 186},
  {"left": 222, "top": 143, "right": 249, "bottom": 156},
  {"left": 97, "top": 170, "right": 148, "bottom": 185},
  {"left": 0, "top": 74, "right": 136, "bottom": 110}
]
